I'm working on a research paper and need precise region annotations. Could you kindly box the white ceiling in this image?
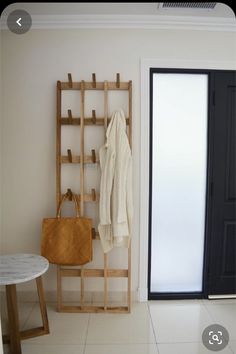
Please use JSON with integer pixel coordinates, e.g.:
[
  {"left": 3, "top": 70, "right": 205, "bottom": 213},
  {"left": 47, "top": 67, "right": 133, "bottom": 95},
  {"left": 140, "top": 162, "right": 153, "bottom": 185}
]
[{"left": 2, "top": 2, "right": 235, "bottom": 18}]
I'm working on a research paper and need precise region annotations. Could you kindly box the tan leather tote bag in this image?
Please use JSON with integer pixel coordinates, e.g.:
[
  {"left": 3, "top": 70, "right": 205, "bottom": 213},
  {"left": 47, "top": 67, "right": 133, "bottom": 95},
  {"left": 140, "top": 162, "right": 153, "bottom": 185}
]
[{"left": 41, "top": 193, "right": 92, "bottom": 265}]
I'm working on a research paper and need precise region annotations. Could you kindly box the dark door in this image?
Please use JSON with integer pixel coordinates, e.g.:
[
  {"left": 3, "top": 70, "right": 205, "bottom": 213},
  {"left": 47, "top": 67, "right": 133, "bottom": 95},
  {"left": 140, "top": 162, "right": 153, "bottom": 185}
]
[{"left": 207, "top": 71, "right": 236, "bottom": 295}]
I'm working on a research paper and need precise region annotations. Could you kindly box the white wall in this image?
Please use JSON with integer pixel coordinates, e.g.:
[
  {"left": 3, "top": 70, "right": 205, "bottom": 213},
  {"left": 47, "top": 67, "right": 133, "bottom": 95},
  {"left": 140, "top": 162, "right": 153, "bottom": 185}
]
[{"left": 1, "top": 28, "right": 236, "bottom": 297}]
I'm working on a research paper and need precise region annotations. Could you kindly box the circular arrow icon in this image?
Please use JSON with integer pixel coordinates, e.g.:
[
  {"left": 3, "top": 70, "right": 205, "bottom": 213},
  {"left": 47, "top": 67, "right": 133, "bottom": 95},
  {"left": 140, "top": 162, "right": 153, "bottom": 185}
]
[
  {"left": 7, "top": 10, "right": 32, "bottom": 34},
  {"left": 16, "top": 17, "right": 22, "bottom": 27}
]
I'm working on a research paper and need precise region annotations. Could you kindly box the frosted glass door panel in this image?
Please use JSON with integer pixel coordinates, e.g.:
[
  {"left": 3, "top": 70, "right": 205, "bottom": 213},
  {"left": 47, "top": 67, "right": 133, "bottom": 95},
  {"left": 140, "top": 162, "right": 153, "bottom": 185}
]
[{"left": 151, "top": 73, "right": 208, "bottom": 293}]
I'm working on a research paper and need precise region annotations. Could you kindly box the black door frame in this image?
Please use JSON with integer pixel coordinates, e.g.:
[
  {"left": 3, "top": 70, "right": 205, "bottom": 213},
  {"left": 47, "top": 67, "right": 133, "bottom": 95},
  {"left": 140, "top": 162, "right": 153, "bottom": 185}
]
[{"left": 148, "top": 68, "right": 233, "bottom": 300}]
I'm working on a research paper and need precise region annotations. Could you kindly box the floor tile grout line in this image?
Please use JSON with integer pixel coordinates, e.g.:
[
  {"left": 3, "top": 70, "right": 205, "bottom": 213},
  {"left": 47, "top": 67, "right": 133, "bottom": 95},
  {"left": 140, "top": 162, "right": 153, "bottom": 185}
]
[
  {"left": 156, "top": 341, "right": 235, "bottom": 353},
  {"left": 1, "top": 298, "right": 36, "bottom": 333},
  {"left": 83, "top": 313, "right": 91, "bottom": 354},
  {"left": 147, "top": 302, "right": 160, "bottom": 353},
  {"left": 155, "top": 340, "right": 234, "bottom": 354},
  {"left": 155, "top": 340, "right": 233, "bottom": 344},
  {"left": 201, "top": 300, "right": 231, "bottom": 333},
  {"left": 201, "top": 300, "right": 218, "bottom": 322},
  {"left": 21, "top": 301, "right": 37, "bottom": 331},
  {"left": 83, "top": 341, "right": 157, "bottom": 345},
  {"left": 228, "top": 343, "right": 235, "bottom": 354}
]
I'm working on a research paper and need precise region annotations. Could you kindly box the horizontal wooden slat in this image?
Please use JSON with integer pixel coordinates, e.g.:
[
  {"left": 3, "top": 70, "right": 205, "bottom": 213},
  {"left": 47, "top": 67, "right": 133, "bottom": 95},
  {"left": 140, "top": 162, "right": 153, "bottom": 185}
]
[
  {"left": 62, "top": 193, "right": 99, "bottom": 202},
  {"left": 107, "top": 269, "right": 128, "bottom": 277},
  {"left": 20, "top": 327, "right": 49, "bottom": 340},
  {"left": 85, "top": 269, "right": 104, "bottom": 277},
  {"left": 60, "top": 269, "right": 102, "bottom": 277},
  {"left": 3, "top": 327, "right": 49, "bottom": 343},
  {"left": 60, "top": 268, "right": 128, "bottom": 278},
  {"left": 60, "top": 81, "right": 129, "bottom": 91},
  {"left": 60, "top": 117, "right": 129, "bottom": 126},
  {"left": 60, "top": 269, "right": 81, "bottom": 277},
  {"left": 61, "top": 155, "right": 99, "bottom": 164},
  {"left": 59, "top": 305, "right": 129, "bottom": 313}
]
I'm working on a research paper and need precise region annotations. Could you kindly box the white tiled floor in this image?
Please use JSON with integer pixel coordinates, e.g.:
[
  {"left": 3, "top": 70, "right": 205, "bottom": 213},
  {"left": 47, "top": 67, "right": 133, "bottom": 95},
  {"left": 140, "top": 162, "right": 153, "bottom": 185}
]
[{"left": 1, "top": 299, "right": 236, "bottom": 354}]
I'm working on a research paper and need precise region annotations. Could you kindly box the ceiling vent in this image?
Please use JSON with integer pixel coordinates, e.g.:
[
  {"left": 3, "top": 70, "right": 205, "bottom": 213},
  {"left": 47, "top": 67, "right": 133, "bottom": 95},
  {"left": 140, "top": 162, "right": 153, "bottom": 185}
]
[{"left": 159, "top": 3, "right": 217, "bottom": 9}]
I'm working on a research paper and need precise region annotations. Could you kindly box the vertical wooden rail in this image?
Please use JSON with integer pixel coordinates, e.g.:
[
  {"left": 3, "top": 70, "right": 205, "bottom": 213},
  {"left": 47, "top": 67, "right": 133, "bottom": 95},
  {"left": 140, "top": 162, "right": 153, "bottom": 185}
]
[
  {"left": 128, "top": 80, "right": 132, "bottom": 312},
  {"left": 128, "top": 80, "right": 132, "bottom": 148},
  {"left": 104, "top": 80, "right": 108, "bottom": 131},
  {"left": 128, "top": 245, "right": 131, "bottom": 312},
  {"left": 103, "top": 80, "right": 109, "bottom": 310},
  {"left": 56, "top": 81, "right": 62, "bottom": 205},
  {"left": 80, "top": 80, "right": 85, "bottom": 308},
  {"left": 57, "top": 265, "right": 62, "bottom": 311},
  {"left": 104, "top": 254, "right": 108, "bottom": 310},
  {"left": 56, "top": 81, "right": 62, "bottom": 312},
  {"left": 80, "top": 80, "right": 85, "bottom": 215},
  {"left": 80, "top": 267, "right": 85, "bottom": 306}
]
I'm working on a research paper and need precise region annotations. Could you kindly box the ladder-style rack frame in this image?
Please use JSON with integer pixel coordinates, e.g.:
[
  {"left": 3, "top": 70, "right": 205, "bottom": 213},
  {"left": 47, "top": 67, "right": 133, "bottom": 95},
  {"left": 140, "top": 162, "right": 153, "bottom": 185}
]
[{"left": 56, "top": 73, "right": 132, "bottom": 313}]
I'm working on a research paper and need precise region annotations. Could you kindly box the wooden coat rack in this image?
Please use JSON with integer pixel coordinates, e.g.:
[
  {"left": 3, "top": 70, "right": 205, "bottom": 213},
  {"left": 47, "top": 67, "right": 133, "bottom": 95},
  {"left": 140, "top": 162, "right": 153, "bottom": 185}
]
[{"left": 56, "top": 73, "right": 132, "bottom": 313}]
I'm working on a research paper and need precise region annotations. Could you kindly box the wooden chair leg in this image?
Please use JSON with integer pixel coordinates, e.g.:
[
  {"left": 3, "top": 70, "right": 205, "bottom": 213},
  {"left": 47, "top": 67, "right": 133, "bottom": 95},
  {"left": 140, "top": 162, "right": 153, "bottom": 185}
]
[
  {"left": 36, "top": 276, "right": 49, "bottom": 334},
  {"left": 6, "top": 284, "right": 22, "bottom": 354}
]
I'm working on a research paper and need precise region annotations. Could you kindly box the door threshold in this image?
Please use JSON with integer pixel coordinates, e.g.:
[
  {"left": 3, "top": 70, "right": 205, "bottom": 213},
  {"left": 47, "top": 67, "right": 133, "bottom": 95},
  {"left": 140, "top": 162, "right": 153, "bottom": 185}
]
[{"left": 208, "top": 294, "right": 236, "bottom": 299}]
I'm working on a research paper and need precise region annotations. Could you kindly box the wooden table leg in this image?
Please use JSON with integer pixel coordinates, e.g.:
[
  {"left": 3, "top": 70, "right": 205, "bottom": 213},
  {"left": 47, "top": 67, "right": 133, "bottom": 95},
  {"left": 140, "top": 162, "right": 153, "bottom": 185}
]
[
  {"left": 3, "top": 277, "right": 49, "bottom": 344},
  {"left": 6, "top": 284, "right": 22, "bottom": 354},
  {"left": 36, "top": 276, "right": 49, "bottom": 334}
]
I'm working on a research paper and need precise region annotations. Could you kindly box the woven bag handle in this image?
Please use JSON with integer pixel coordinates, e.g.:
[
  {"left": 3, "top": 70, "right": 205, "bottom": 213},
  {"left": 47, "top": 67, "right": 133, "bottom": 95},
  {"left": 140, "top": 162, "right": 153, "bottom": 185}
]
[{"left": 56, "top": 192, "right": 80, "bottom": 218}]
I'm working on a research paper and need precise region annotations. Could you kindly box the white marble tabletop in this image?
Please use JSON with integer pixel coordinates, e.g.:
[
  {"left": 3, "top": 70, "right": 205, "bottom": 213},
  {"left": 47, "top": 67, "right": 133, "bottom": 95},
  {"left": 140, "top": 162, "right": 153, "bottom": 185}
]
[{"left": 0, "top": 254, "right": 49, "bottom": 285}]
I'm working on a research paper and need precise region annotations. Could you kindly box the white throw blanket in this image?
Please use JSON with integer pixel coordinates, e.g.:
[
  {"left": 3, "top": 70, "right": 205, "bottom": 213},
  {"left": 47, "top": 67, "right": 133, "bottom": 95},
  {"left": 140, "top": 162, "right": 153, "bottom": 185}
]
[{"left": 98, "top": 109, "right": 133, "bottom": 253}]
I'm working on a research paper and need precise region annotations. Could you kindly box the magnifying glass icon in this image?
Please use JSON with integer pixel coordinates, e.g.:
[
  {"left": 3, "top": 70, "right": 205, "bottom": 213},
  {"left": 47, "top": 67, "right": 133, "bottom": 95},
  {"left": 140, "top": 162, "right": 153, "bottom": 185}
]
[{"left": 212, "top": 334, "right": 219, "bottom": 342}]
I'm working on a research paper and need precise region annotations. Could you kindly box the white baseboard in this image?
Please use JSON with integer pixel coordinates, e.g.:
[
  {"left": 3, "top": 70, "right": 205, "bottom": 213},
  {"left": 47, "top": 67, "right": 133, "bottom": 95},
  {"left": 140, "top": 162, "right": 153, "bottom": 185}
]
[{"left": 138, "top": 287, "right": 148, "bottom": 302}]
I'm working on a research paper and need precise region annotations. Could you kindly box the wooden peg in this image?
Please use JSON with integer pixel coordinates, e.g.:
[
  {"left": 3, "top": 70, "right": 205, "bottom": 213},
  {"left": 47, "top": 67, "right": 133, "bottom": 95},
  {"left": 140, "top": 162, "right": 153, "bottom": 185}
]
[
  {"left": 91, "top": 149, "right": 96, "bottom": 163},
  {"left": 91, "top": 188, "right": 96, "bottom": 201},
  {"left": 68, "top": 73, "right": 72, "bottom": 88},
  {"left": 67, "top": 149, "right": 72, "bottom": 163},
  {"left": 116, "top": 73, "right": 120, "bottom": 88},
  {"left": 92, "top": 73, "right": 96, "bottom": 88},
  {"left": 92, "top": 227, "right": 96, "bottom": 239},
  {"left": 68, "top": 109, "right": 72, "bottom": 123},
  {"left": 67, "top": 188, "right": 73, "bottom": 201},
  {"left": 92, "top": 110, "right": 96, "bottom": 124}
]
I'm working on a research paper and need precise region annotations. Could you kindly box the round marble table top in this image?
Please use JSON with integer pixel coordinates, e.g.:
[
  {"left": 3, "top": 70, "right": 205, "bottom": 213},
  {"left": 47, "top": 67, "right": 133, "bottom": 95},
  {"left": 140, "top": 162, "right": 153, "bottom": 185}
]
[{"left": 0, "top": 254, "right": 49, "bottom": 285}]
